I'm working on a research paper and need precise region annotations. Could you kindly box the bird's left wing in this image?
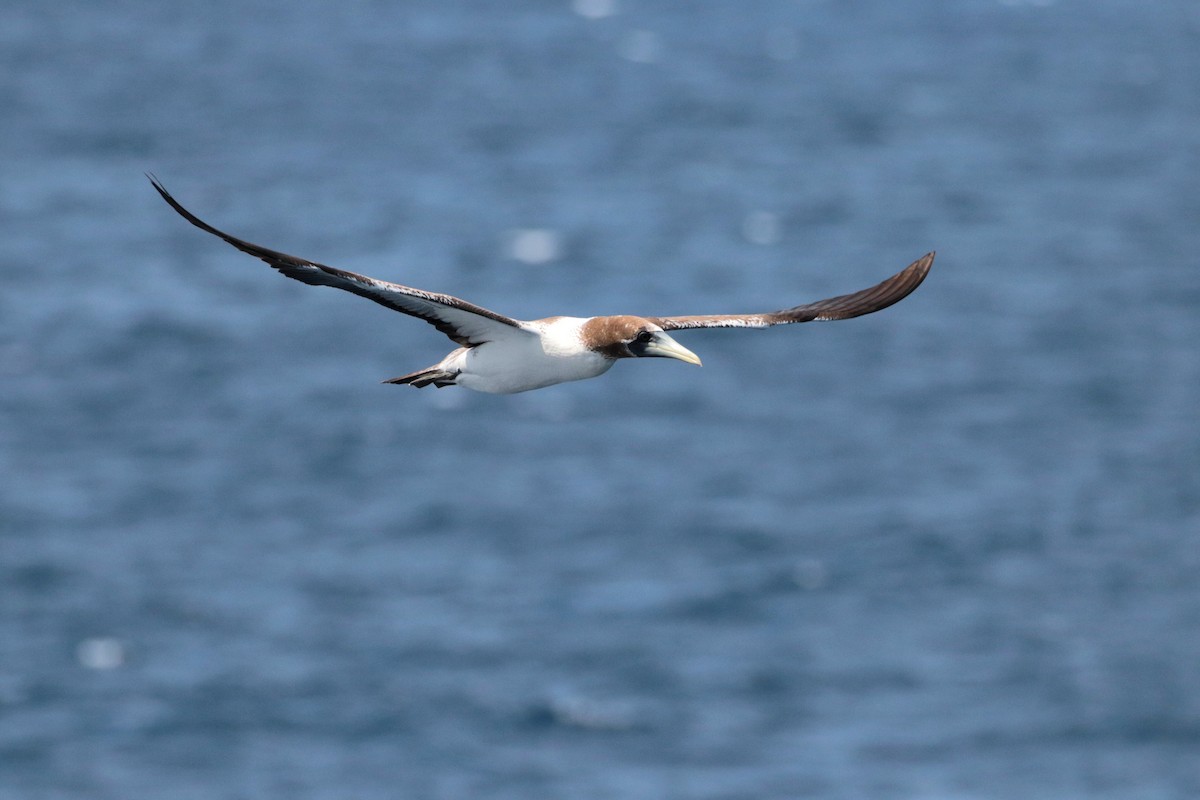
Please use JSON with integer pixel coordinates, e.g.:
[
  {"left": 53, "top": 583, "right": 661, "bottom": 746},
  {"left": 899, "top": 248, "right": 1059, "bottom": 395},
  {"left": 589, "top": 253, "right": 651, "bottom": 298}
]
[
  {"left": 649, "top": 252, "right": 934, "bottom": 331},
  {"left": 149, "top": 176, "right": 532, "bottom": 347}
]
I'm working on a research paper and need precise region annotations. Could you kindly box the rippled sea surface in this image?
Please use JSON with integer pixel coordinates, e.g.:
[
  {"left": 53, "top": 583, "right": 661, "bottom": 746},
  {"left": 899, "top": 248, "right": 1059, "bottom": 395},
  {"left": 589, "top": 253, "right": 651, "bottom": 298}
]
[{"left": 3, "top": 1, "right": 1199, "bottom": 797}]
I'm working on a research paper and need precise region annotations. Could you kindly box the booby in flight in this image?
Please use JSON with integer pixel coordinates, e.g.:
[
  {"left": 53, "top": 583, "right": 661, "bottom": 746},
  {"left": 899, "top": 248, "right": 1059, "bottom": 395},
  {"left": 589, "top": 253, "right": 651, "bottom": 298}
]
[{"left": 150, "top": 176, "right": 933, "bottom": 395}]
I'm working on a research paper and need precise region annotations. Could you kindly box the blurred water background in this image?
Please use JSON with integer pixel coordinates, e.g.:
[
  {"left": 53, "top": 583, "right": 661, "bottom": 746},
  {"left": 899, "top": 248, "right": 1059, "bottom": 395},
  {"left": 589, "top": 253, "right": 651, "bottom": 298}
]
[{"left": 2, "top": 1, "right": 1199, "bottom": 797}]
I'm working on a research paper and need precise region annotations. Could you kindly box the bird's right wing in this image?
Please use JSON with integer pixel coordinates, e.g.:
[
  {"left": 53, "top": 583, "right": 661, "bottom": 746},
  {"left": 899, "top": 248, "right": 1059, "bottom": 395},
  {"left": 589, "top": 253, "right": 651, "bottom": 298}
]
[{"left": 149, "top": 176, "right": 534, "bottom": 347}]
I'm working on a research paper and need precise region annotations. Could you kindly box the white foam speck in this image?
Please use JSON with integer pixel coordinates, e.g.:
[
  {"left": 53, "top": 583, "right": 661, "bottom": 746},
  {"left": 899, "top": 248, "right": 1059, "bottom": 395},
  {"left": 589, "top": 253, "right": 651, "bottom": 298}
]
[
  {"left": 573, "top": 0, "right": 617, "bottom": 19},
  {"left": 742, "top": 210, "right": 781, "bottom": 246},
  {"left": 77, "top": 637, "right": 125, "bottom": 670},
  {"left": 505, "top": 228, "right": 563, "bottom": 265},
  {"left": 618, "top": 30, "right": 661, "bottom": 64},
  {"left": 549, "top": 691, "right": 636, "bottom": 730}
]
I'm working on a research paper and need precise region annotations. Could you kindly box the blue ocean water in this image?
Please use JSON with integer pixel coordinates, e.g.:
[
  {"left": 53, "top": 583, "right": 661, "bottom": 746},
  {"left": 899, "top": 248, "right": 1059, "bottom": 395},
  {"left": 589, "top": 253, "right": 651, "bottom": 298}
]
[{"left": 2, "top": 0, "right": 1198, "bottom": 797}]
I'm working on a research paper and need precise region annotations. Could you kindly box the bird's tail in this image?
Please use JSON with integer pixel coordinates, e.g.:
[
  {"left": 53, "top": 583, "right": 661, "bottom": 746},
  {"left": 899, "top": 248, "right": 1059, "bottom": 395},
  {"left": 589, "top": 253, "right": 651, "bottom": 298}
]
[{"left": 383, "top": 366, "right": 459, "bottom": 389}]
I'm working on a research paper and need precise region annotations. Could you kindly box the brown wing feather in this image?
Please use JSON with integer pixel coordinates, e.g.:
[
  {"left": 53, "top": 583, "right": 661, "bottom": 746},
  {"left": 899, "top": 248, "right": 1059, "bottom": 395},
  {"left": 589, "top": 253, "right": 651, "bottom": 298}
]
[
  {"left": 651, "top": 252, "right": 934, "bottom": 331},
  {"left": 148, "top": 175, "right": 527, "bottom": 346}
]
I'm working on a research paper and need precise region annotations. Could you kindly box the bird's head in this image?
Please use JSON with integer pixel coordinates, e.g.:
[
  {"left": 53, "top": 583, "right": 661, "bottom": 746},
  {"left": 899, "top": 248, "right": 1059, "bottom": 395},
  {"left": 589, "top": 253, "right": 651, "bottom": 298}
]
[{"left": 582, "top": 316, "right": 702, "bottom": 366}]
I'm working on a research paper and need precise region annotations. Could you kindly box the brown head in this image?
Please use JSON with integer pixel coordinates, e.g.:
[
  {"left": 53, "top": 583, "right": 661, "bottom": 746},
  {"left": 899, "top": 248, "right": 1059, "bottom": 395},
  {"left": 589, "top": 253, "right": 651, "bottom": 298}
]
[{"left": 580, "top": 315, "right": 703, "bottom": 365}]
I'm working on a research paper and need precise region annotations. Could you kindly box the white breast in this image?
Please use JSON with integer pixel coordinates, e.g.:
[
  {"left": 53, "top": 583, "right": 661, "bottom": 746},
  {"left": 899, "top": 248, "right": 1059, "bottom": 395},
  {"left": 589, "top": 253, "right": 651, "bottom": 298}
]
[{"left": 449, "top": 317, "right": 614, "bottom": 394}]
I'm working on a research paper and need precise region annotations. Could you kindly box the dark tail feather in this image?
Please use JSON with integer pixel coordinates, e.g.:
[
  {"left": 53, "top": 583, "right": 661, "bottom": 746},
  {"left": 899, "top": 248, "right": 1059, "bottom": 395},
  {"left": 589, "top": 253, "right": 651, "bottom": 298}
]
[{"left": 383, "top": 366, "right": 459, "bottom": 389}]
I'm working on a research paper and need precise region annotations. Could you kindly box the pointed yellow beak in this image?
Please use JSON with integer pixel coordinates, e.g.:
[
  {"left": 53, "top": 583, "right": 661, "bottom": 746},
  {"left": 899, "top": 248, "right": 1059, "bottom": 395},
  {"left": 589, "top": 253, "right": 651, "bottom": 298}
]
[{"left": 639, "top": 332, "right": 702, "bottom": 366}]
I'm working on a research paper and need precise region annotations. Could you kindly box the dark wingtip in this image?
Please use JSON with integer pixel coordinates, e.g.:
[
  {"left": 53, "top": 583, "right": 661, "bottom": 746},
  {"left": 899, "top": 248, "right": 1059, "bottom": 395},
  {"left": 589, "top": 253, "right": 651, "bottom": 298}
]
[
  {"left": 910, "top": 251, "right": 935, "bottom": 290},
  {"left": 911, "top": 250, "right": 935, "bottom": 284},
  {"left": 146, "top": 172, "right": 168, "bottom": 199},
  {"left": 145, "top": 174, "right": 233, "bottom": 243},
  {"left": 146, "top": 173, "right": 187, "bottom": 214},
  {"left": 878, "top": 250, "right": 934, "bottom": 308},
  {"left": 781, "top": 251, "right": 935, "bottom": 322}
]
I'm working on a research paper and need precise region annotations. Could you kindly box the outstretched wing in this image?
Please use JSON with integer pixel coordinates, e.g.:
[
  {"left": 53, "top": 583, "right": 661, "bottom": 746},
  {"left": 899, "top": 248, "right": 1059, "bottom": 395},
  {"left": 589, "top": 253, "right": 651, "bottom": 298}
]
[
  {"left": 149, "top": 176, "right": 531, "bottom": 347},
  {"left": 650, "top": 252, "right": 934, "bottom": 331}
]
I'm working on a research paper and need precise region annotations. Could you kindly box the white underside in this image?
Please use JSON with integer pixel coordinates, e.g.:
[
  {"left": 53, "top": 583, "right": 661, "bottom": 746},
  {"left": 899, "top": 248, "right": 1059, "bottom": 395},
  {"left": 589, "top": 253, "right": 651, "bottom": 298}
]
[{"left": 436, "top": 317, "right": 614, "bottom": 394}]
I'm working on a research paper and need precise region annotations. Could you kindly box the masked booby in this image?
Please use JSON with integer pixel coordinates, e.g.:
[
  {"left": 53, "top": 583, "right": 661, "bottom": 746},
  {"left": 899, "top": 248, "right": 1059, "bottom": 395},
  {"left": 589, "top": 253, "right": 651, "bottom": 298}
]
[{"left": 150, "top": 177, "right": 932, "bottom": 394}]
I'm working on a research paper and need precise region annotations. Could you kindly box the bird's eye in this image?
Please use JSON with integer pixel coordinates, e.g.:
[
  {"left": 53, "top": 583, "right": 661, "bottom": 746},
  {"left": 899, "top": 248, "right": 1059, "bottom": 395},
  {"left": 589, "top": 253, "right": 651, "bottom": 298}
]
[{"left": 635, "top": 330, "right": 654, "bottom": 343}]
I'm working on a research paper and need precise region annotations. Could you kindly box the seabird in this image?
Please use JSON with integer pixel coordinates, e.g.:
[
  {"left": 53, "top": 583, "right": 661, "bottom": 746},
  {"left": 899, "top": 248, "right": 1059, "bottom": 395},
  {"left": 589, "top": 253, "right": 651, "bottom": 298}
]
[{"left": 150, "top": 176, "right": 933, "bottom": 395}]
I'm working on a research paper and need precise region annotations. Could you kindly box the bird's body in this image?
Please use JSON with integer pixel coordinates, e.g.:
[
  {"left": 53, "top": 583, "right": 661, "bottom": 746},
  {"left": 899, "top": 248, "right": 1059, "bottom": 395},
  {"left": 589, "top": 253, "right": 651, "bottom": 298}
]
[
  {"left": 401, "top": 317, "right": 614, "bottom": 394},
  {"left": 149, "top": 176, "right": 933, "bottom": 394}
]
